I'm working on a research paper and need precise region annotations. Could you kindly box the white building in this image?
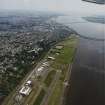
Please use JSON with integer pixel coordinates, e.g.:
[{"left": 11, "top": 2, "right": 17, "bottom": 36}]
[
  {"left": 19, "top": 86, "right": 32, "bottom": 96},
  {"left": 25, "top": 80, "right": 32, "bottom": 86},
  {"left": 42, "top": 62, "right": 49, "bottom": 67},
  {"left": 36, "top": 66, "right": 44, "bottom": 76},
  {"left": 48, "top": 56, "right": 55, "bottom": 60}
]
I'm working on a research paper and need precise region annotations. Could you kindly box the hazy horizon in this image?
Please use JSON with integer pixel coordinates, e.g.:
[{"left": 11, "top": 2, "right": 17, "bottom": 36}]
[{"left": 0, "top": 0, "right": 105, "bottom": 15}]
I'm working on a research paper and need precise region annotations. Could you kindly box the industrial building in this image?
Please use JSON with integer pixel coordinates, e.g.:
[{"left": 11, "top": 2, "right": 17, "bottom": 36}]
[{"left": 19, "top": 80, "right": 32, "bottom": 96}]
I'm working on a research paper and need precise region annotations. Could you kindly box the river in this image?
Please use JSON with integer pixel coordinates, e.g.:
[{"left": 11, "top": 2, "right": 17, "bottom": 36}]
[{"left": 55, "top": 2, "right": 105, "bottom": 104}]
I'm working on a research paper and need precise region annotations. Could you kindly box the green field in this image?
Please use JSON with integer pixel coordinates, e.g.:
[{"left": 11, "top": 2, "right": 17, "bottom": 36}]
[
  {"left": 47, "top": 35, "right": 78, "bottom": 105},
  {"left": 44, "top": 70, "right": 56, "bottom": 87},
  {"left": 33, "top": 89, "right": 46, "bottom": 105},
  {"left": 52, "top": 36, "right": 77, "bottom": 69},
  {"left": 48, "top": 80, "right": 63, "bottom": 105}
]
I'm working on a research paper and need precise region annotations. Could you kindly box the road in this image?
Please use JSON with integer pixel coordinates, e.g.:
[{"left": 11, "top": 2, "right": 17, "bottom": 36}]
[
  {"left": 40, "top": 70, "right": 61, "bottom": 105},
  {"left": 2, "top": 59, "right": 49, "bottom": 105},
  {"left": 66, "top": 37, "right": 105, "bottom": 105}
]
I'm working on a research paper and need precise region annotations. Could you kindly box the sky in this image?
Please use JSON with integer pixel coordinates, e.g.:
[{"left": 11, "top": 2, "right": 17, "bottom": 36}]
[{"left": 0, "top": 0, "right": 105, "bottom": 14}]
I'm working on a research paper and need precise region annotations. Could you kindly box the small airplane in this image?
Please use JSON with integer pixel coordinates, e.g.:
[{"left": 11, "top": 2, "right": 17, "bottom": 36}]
[{"left": 82, "top": 0, "right": 105, "bottom": 4}]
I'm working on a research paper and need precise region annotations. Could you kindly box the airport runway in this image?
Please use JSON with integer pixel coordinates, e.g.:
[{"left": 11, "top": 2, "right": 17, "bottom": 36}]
[{"left": 66, "top": 37, "right": 105, "bottom": 105}]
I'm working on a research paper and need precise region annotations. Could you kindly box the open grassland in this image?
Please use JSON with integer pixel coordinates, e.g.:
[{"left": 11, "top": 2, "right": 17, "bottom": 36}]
[
  {"left": 33, "top": 89, "right": 46, "bottom": 105},
  {"left": 47, "top": 35, "right": 78, "bottom": 105},
  {"left": 44, "top": 70, "right": 56, "bottom": 87},
  {"left": 47, "top": 79, "right": 63, "bottom": 105}
]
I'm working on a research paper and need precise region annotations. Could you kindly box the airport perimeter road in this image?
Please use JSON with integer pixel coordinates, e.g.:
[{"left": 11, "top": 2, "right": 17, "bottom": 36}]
[
  {"left": 40, "top": 70, "right": 61, "bottom": 105},
  {"left": 2, "top": 60, "right": 46, "bottom": 105},
  {"left": 66, "top": 37, "right": 105, "bottom": 105}
]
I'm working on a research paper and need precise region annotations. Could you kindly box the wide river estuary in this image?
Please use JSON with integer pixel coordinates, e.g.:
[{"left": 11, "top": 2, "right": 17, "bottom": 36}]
[{"left": 56, "top": 12, "right": 105, "bottom": 105}]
